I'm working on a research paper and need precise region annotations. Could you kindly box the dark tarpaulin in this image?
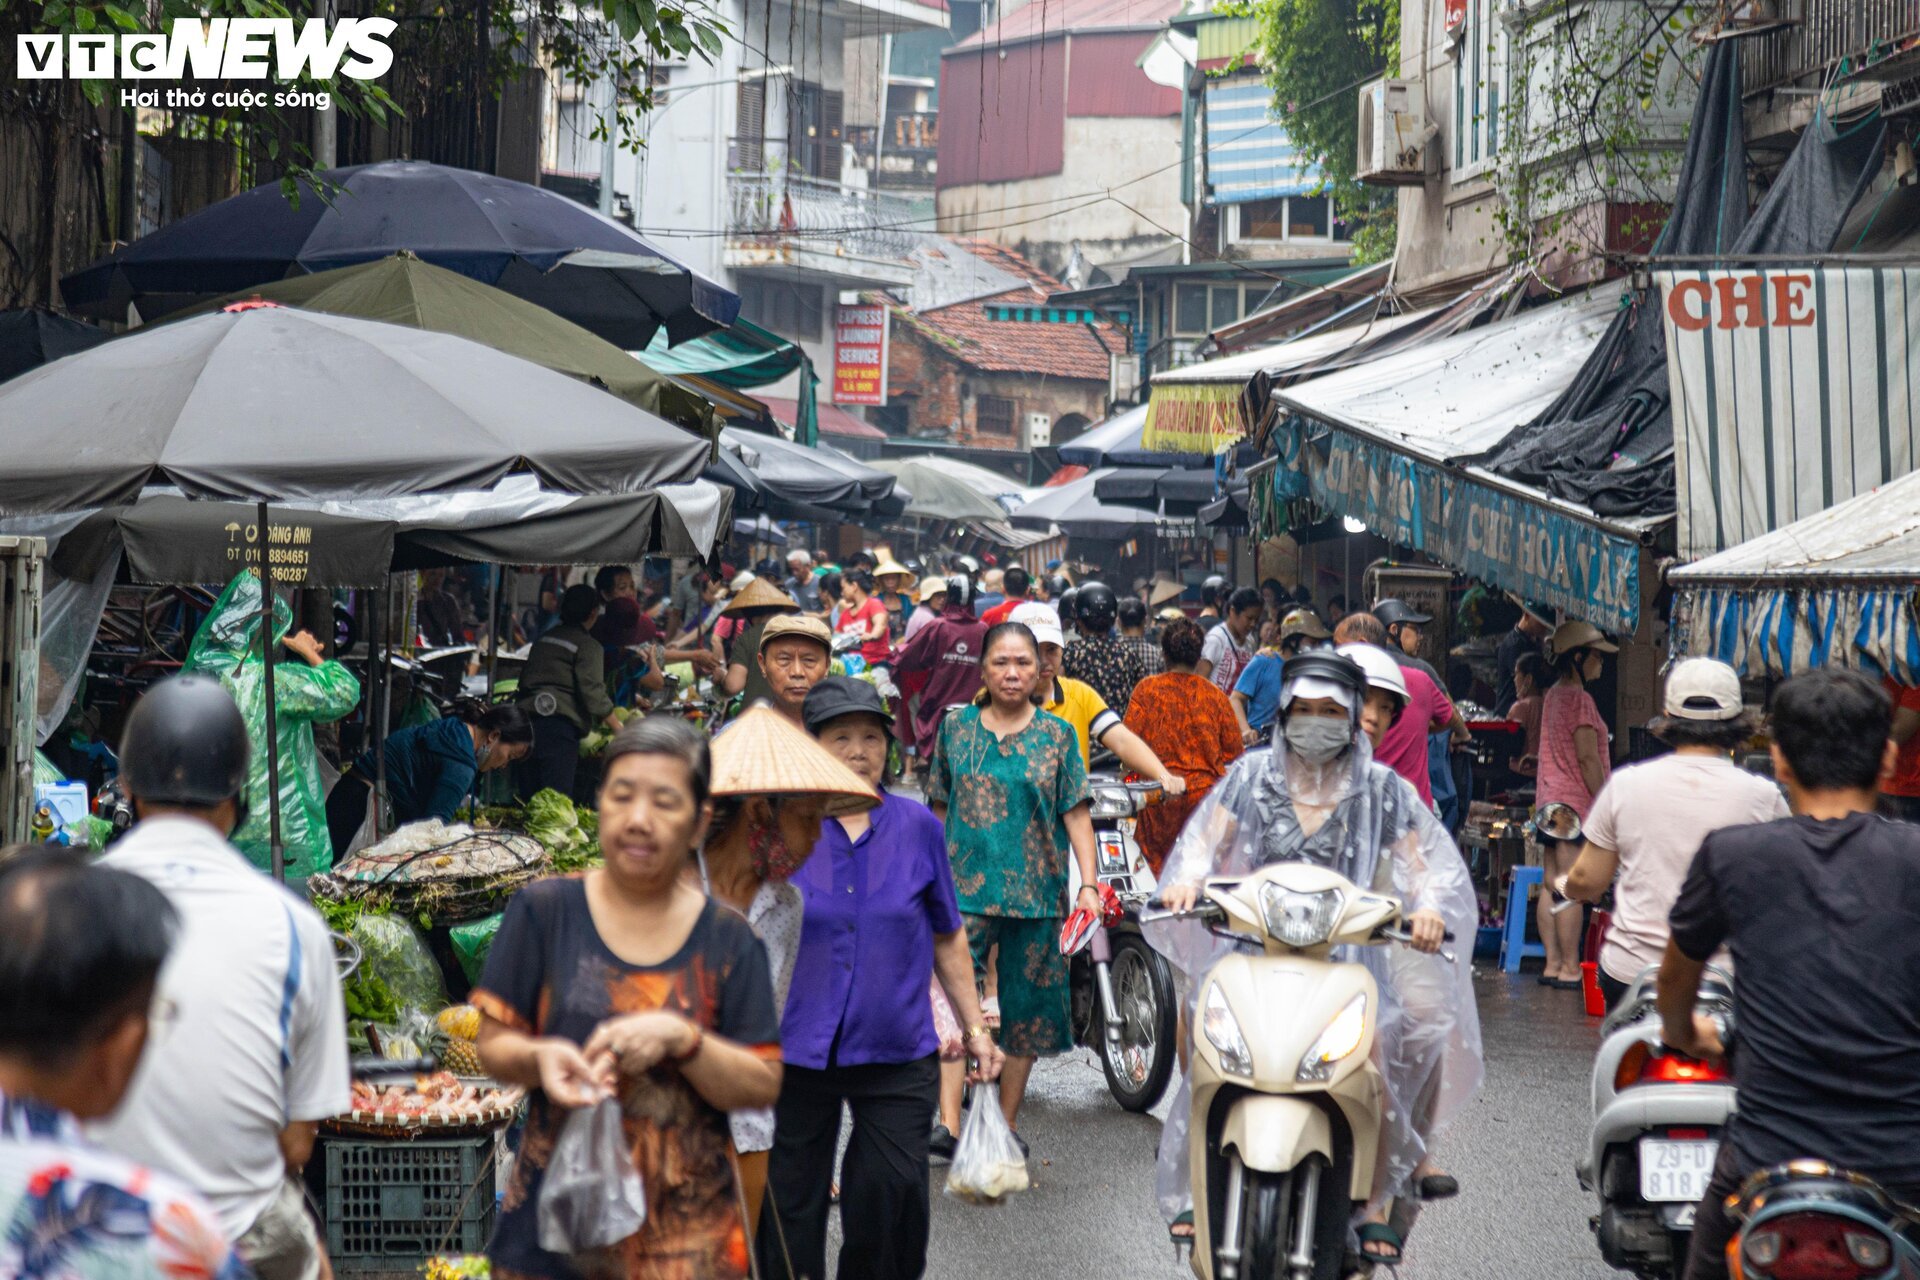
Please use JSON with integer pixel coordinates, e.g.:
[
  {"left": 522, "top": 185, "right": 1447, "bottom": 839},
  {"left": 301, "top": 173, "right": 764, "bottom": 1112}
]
[
  {"left": 0, "top": 309, "right": 108, "bottom": 384},
  {"left": 1477, "top": 43, "right": 1886, "bottom": 516},
  {"left": 1093, "top": 466, "right": 1221, "bottom": 512}
]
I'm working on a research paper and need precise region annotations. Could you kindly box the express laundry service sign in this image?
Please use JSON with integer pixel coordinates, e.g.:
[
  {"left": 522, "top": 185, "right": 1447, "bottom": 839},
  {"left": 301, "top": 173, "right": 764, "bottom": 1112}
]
[{"left": 832, "top": 304, "right": 889, "bottom": 407}]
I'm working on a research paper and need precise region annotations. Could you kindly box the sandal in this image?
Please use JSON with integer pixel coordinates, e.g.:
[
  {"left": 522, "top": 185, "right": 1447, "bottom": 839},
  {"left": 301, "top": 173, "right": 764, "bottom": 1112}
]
[
  {"left": 1551, "top": 977, "right": 1584, "bottom": 990},
  {"left": 1169, "top": 1209, "right": 1195, "bottom": 1243},
  {"left": 1356, "top": 1222, "right": 1404, "bottom": 1265},
  {"left": 1417, "top": 1173, "right": 1460, "bottom": 1201}
]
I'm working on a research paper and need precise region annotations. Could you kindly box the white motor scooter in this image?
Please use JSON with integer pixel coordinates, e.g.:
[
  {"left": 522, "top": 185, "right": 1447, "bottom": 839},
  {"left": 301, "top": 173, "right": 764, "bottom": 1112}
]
[
  {"left": 1579, "top": 966, "right": 1736, "bottom": 1278},
  {"left": 1146, "top": 862, "right": 1450, "bottom": 1280}
]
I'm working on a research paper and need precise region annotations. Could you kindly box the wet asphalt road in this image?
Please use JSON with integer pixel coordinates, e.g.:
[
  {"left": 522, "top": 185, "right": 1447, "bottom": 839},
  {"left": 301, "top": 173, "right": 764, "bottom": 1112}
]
[{"left": 901, "top": 970, "right": 1620, "bottom": 1279}]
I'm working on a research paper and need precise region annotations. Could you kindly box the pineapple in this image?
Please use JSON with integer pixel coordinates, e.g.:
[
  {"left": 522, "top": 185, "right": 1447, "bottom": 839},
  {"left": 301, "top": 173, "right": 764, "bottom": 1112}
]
[
  {"left": 436, "top": 1005, "right": 482, "bottom": 1041},
  {"left": 442, "top": 1037, "right": 483, "bottom": 1077}
]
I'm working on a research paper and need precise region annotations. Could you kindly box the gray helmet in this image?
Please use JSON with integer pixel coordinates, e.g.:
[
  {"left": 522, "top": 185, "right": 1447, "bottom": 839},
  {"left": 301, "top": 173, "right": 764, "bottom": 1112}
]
[{"left": 119, "top": 675, "right": 251, "bottom": 808}]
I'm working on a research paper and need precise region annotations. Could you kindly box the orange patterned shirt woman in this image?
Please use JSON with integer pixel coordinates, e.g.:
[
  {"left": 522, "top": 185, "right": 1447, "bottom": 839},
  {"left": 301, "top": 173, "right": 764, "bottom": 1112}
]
[{"left": 1123, "top": 671, "right": 1246, "bottom": 874}]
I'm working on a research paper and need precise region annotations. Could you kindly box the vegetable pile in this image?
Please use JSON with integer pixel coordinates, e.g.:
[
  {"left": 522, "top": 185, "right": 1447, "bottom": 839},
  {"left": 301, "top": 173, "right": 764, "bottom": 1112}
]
[{"left": 517, "top": 790, "right": 600, "bottom": 872}]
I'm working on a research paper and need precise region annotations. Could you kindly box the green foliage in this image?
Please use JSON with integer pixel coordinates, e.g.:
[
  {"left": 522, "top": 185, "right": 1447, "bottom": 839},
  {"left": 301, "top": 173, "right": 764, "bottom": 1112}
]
[{"left": 1232, "top": 0, "right": 1399, "bottom": 261}]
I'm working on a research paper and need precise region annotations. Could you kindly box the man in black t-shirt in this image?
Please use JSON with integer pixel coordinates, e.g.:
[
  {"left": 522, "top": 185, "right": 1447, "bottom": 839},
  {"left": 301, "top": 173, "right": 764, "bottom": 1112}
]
[{"left": 1660, "top": 667, "right": 1920, "bottom": 1280}]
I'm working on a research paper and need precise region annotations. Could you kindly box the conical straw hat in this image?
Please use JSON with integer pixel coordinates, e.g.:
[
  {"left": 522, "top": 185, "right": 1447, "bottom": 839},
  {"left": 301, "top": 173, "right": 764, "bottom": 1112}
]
[
  {"left": 872, "top": 554, "right": 913, "bottom": 584},
  {"left": 710, "top": 702, "right": 880, "bottom": 811},
  {"left": 722, "top": 577, "right": 799, "bottom": 616}
]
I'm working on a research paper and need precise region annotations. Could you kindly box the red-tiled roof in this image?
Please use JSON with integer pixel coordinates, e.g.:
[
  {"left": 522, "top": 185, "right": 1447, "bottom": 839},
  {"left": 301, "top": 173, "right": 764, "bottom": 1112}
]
[
  {"left": 953, "top": 0, "right": 1183, "bottom": 48},
  {"left": 890, "top": 240, "right": 1124, "bottom": 381},
  {"left": 762, "top": 396, "right": 888, "bottom": 440}
]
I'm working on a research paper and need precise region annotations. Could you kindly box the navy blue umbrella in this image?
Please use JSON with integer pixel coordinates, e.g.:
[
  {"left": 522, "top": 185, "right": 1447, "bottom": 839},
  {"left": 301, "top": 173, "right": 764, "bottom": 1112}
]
[
  {"left": 0, "top": 308, "right": 108, "bottom": 384},
  {"left": 60, "top": 160, "right": 739, "bottom": 348}
]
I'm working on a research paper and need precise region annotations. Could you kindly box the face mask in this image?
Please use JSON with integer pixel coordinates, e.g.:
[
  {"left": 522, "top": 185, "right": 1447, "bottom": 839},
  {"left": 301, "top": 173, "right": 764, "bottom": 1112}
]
[
  {"left": 1283, "top": 714, "right": 1352, "bottom": 764},
  {"left": 749, "top": 819, "right": 809, "bottom": 881}
]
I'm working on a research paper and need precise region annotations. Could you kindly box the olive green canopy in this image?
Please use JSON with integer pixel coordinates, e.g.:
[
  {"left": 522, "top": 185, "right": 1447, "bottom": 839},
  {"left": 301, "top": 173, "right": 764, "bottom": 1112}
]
[{"left": 193, "top": 252, "right": 718, "bottom": 437}]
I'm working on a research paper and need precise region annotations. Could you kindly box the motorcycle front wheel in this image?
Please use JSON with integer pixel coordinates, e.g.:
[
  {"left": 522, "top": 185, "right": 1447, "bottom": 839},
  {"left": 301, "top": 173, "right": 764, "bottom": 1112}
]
[
  {"left": 1236, "top": 1156, "right": 1346, "bottom": 1280},
  {"left": 1100, "top": 931, "right": 1177, "bottom": 1112}
]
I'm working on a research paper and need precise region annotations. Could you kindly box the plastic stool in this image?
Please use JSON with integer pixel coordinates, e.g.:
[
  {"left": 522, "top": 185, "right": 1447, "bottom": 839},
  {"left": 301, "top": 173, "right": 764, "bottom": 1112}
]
[{"left": 1500, "top": 865, "right": 1547, "bottom": 974}]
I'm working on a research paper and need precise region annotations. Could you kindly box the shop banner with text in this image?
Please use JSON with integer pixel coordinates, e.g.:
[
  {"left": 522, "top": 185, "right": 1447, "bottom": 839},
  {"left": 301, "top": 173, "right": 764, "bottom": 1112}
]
[
  {"left": 1661, "top": 267, "right": 1920, "bottom": 560},
  {"left": 1307, "top": 432, "right": 1643, "bottom": 634},
  {"left": 832, "top": 303, "right": 889, "bottom": 406}
]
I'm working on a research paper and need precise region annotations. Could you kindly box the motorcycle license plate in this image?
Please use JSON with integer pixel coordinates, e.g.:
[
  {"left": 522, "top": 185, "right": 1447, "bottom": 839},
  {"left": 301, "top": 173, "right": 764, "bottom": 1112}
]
[
  {"left": 1639, "top": 1139, "right": 1717, "bottom": 1202},
  {"left": 1095, "top": 830, "right": 1129, "bottom": 877}
]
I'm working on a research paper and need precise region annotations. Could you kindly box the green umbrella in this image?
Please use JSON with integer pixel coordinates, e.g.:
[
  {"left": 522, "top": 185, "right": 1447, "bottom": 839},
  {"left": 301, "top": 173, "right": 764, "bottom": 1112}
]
[{"left": 188, "top": 252, "right": 718, "bottom": 437}]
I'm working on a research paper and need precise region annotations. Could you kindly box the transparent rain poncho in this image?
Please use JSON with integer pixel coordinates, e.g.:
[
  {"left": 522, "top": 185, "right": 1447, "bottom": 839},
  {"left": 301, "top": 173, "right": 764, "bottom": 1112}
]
[
  {"left": 1143, "top": 730, "right": 1485, "bottom": 1224},
  {"left": 182, "top": 572, "right": 361, "bottom": 880}
]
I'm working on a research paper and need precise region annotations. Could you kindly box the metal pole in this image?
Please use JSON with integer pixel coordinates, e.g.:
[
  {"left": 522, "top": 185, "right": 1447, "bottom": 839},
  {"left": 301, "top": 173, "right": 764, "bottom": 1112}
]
[
  {"left": 258, "top": 501, "right": 285, "bottom": 881},
  {"left": 373, "top": 573, "right": 390, "bottom": 841},
  {"left": 485, "top": 564, "right": 501, "bottom": 699}
]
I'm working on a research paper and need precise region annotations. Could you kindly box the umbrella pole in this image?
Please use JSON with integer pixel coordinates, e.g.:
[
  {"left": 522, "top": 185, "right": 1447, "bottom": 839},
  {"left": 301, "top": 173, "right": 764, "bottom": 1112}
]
[
  {"left": 258, "top": 500, "right": 285, "bottom": 882},
  {"left": 362, "top": 584, "right": 379, "bottom": 838},
  {"left": 485, "top": 565, "right": 501, "bottom": 699},
  {"left": 374, "top": 573, "right": 390, "bottom": 840}
]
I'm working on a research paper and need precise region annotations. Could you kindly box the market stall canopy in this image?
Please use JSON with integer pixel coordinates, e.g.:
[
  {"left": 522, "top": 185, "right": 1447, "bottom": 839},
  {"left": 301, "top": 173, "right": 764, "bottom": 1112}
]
[
  {"left": 867, "top": 456, "right": 1010, "bottom": 522},
  {"left": 1671, "top": 467, "right": 1920, "bottom": 683},
  {"left": 1271, "top": 284, "right": 1664, "bottom": 634},
  {"left": 719, "top": 428, "right": 902, "bottom": 516},
  {"left": 186, "top": 253, "right": 717, "bottom": 437},
  {"left": 60, "top": 161, "right": 740, "bottom": 348},
  {"left": 1057, "top": 404, "right": 1210, "bottom": 469},
  {"left": 1092, "top": 466, "right": 1220, "bottom": 512},
  {"left": 0, "top": 304, "right": 710, "bottom": 515},
  {"left": 39, "top": 478, "right": 736, "bottom": 586},
  {"left": 638, "top": 319, "right": 819, "bottom": 444},
  {"left": 0, "top": 308, "right": 107, "bottom": 383},
  {"left": 1006, "top": 467, "right": 1191, "bottom": 540}
]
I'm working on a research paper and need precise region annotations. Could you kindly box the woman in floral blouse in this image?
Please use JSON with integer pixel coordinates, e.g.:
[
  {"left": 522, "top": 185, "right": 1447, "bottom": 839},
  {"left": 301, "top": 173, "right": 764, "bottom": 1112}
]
[{"left": 926, "top": 622, "right": 1099, "bottom": 1141}]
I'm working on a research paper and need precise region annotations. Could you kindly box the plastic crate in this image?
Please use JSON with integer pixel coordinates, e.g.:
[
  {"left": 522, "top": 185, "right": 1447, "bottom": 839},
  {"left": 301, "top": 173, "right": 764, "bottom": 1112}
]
[{"left": 323, "top": 1134, "right": 497, "bottom": 1272}]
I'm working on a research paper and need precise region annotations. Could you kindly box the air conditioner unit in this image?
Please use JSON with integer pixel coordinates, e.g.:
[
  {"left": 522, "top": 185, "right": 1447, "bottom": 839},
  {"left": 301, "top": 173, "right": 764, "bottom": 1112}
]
[
  {"left": 1023, "top": 412, "right": 1052, "bottom": 450},
  {"left": 1357, "top": 77, "right": 1429, "bottom": 186}
]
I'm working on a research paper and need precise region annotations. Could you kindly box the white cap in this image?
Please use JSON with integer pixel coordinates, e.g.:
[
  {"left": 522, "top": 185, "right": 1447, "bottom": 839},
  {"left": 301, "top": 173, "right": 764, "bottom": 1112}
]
[
  {"left": 1008, "top": 601, "right": 1065, "bottom": 649},
  {"left": 1663, "top": 657, "right": 1744, "bottom": 721},
  {"left": 1337, "top": 643, "right": 1409, "bottom": 705},
  {"left": 729, "top": 570, "right": 757, "bottom": 592},
  {"left": 1279, "top": 675, "right": 1353, "bottom": 711}
]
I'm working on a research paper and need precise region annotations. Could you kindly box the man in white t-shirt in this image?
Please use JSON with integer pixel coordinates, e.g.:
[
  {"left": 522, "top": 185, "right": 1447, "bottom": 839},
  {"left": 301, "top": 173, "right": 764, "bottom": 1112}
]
[
  {"left": 90, "top": 677, "right": 350, "bottom": 1280},
  {"left": 1562, "top": 658, "right": 1788, "bottom": 1008}
]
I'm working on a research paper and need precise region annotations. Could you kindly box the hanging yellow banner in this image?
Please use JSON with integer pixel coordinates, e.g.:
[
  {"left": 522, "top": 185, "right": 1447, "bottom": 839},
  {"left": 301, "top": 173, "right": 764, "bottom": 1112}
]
[{"left": 1143, "top": 382, "right": 1242, "bottom": 454}]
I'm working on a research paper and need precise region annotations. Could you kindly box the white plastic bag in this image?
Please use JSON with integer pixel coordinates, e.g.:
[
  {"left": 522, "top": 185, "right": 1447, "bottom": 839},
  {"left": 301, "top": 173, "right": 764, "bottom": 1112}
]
[
  {"left": 538, "top": 1096, "right": 647, "bottom": 1253},
  {"left": 944, "top": 1083, "right": 1030, "bottom": 1205}
]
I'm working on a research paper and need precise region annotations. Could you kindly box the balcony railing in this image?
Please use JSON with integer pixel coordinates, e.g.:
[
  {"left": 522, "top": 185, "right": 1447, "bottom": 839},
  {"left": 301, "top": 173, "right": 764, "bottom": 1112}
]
[
  {"left": 726, "top": 167, "right": 923, "bottom": 260},
  {"left": 1145, "top": 336, "right": 1207, "bottom": 377},
  {"left": 1741, "top": 0, "right": 1919, "bottom": 96}
]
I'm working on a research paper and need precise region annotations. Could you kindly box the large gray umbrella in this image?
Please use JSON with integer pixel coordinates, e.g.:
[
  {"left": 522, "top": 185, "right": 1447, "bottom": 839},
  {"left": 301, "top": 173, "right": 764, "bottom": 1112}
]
[
  {"left": 869, "top": 456, "right": 1009, "bottom": 522},
  {"left": 0, "top": 304, "right": 711, "bottom": 515},
  {"left": 1006, "top": 468, "right": 1187, "bottom": 540},
  {"left": 0, "top": 303, "right": 711, "bottom": 876}
]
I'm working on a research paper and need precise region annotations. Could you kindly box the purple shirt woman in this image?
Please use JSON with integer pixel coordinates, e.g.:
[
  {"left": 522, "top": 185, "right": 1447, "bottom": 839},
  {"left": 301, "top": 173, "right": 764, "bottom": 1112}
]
[{"left": 760, "top": 677, "right": 1002, "bottom": 1280}]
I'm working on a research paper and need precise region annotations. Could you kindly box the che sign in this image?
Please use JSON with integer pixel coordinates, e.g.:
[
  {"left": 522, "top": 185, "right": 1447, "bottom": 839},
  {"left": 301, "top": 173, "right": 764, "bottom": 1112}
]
[{"left": 833, "top": 303, "right": 889, "bottom": 406}]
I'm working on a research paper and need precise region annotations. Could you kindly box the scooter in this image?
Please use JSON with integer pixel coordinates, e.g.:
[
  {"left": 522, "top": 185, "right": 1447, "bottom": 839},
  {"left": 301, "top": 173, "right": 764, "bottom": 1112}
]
[
  {"left": 1579, "top": 966, "right": 1737, "bottom": 1278},
  {"left": 1063, "top": 772, "right": 1179, "bottom": 1112},
  {"left": 1145, "top": 862, "right": 1451, "bottom": 1280},
  {"left": 1727, "top": 1161, "right": 1920, "bottom": 1279}
]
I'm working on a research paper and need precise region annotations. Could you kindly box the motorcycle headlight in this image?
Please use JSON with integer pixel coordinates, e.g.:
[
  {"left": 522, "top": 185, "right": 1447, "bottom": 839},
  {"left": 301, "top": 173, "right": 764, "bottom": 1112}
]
[
  {"left": 1088, "top": 786, "right": 1135, "bottom": 820},
  {"left": 1203, "top": 982, "right": 1254, "bottom": 1079},
  {"left": 1297, "top": 993, "right": 1367, "bottom": 1083},
  {"left": 1261, "top": 885, "right": 1345, "bottom": 948}
]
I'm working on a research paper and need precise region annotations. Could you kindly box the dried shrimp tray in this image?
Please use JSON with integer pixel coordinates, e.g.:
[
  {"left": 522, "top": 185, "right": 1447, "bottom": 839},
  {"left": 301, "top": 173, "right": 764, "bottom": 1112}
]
[{"left": 326, "top": 1074, "right": 524, "bottom": 1139}]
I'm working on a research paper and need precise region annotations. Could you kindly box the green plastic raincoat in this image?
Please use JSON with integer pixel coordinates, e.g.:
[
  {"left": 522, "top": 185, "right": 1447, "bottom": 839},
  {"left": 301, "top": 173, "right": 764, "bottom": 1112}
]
[{"left": 182, "top": 572, "right": 360, "bottom": 879}]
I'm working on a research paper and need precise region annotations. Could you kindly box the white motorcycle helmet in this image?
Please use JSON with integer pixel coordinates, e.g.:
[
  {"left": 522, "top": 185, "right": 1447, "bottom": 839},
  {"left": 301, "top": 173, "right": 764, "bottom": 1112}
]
[{"left": 1336, "top": 642, "right": 1410, "bottom": 727}]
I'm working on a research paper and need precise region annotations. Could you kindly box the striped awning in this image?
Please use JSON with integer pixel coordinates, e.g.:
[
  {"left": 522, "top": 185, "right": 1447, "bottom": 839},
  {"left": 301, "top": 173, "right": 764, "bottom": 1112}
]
[{"left": 1203, "top": 78, "right": 1323, "bottom": 205}]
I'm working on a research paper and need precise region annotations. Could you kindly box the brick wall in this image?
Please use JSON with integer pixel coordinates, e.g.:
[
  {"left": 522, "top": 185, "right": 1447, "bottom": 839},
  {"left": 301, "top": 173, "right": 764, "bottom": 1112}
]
[{"left": 886, "top": 321, "right": 1109, "bottom": 450}]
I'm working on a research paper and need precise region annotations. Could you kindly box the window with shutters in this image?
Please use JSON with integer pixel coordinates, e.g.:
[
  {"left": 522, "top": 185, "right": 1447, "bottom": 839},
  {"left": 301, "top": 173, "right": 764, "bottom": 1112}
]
[
  {"left": 791, "top": 82, "right": 844, "bottom": 180},
  {"left": 976, "top": 395, "right": 1016, "bottom": 437},
  {"left": 735, "top": 79, "right": 766, "bottom": 171}
]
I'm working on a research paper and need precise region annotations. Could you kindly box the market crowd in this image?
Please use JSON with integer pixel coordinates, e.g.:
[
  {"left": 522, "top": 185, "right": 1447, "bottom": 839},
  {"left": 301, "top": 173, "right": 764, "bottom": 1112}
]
[{"left": 15, "top": 548, "right": 1920, "bottom": 1280}]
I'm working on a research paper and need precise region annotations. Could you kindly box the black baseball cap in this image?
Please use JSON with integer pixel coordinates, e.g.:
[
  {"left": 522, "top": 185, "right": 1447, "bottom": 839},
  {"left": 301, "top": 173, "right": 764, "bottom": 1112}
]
[{"left": 803, "top": 676, "right": 895, "bottom": 732}]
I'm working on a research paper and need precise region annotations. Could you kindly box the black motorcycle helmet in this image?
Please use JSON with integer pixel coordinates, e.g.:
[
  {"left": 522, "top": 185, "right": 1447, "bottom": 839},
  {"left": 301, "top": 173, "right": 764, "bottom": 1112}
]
[
  {"left": 1276, "top": 649, "right": 1368, "bottom": 733},
  {"left": 119, "top": 675, "right": 251, "bottom": 811},
  {"left": 1057, "top": 587, "right": 1081, "bottom": 624},
  {"left": 1043, "top": 573, "right": 1073, "bottom": 601},
  {"left": 1076, "top": 581, "right": 1118, "bottom": 633}
]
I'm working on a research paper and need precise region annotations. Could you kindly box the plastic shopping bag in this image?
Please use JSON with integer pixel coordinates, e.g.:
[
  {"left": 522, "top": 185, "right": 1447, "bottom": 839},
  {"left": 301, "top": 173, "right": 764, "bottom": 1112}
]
[
  {"left": 538, "top": 1096, "right": 647, "bottom": 1253},
  {"left": 944, "top": 1082, "right": 1030, "bottom": 1205},
  {"left": 930, "top": 976, "right": 964, "bottom": 1061}
]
